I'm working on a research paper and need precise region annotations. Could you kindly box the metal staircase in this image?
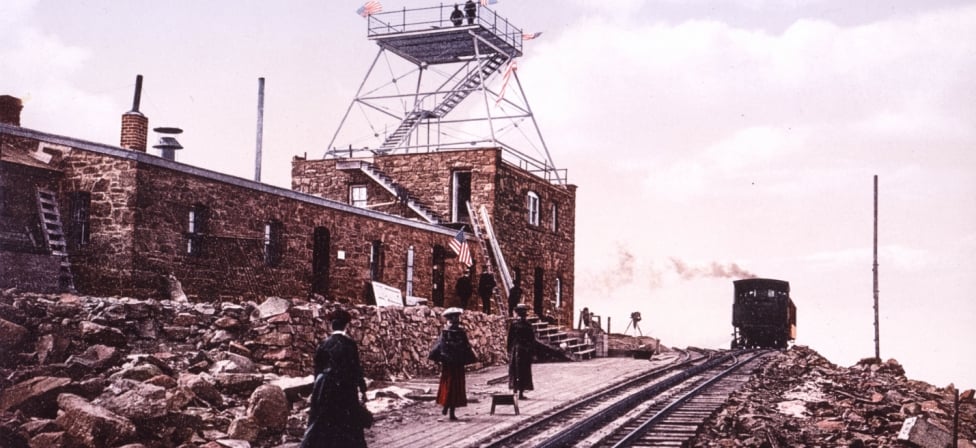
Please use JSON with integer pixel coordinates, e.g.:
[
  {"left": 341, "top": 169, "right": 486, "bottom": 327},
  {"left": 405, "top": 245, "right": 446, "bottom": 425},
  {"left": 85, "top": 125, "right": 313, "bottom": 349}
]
[
  {"left": 337, "top": 160, "right": 442, "bottom": 224},
  {"left": 379, "top": 53, "right": 509, "bottom": 151},
  {"left": 35, "top": 189, "right": 75, "bottom": 292}
]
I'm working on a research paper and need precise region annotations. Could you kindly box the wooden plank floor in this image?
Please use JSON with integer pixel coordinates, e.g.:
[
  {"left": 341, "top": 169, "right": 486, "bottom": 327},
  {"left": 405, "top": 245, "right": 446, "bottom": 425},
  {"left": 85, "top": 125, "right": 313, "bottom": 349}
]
[{"left": 366, "top": 354, "right": 679, "bottom": 448}]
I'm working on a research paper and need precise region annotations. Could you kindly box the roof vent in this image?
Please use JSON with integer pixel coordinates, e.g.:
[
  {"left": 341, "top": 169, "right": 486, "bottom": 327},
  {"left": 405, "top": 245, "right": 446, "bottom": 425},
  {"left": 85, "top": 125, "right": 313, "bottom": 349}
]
[{"left": 153, "top": 127, "right": 183, "bottom": 161}]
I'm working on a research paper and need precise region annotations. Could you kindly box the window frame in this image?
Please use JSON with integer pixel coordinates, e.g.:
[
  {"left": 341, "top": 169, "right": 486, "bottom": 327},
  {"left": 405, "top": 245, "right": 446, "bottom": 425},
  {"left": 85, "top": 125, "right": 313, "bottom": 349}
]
[
  {"left": 263, "top": 220, "right": 283, "bottom": 267},
  {"left": 350, "top": 184, "right": 368, "bottom": 208},
  {"left": 186, "top": 204, "right": 207, "bottom": 257},
  {"left": 527, "top": 191, "right": 540, "bottom": 226}
]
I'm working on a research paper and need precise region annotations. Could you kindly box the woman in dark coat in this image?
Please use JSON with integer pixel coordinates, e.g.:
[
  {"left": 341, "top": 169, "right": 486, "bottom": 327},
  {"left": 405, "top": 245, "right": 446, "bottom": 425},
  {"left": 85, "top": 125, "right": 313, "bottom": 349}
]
[
  {"left": 302, "top": 308, "right": 370, "bottom": 448},
  {"left": 507, "top": 303, "right": 535, "bottom": 399},
  {"left": 428, "top": 307, "right": 477, "bottom": 421}
]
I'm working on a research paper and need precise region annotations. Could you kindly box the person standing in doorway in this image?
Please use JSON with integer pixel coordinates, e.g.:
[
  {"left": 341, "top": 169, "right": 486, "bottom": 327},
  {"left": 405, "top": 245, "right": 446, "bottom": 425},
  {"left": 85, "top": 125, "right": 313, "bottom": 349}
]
[
  {"left": 428, "top": 308, "right": 477, "bottom": 421},
  {"left": 303, "top": 308, "right": 370, "bottom": 448},
  {"left": 455, "top": 271, "right": 473, "bottom": 310},
  {"left": 477, "top": 270, "right": 496, "bottom": 314},
  {"left": 507, "top": 282, "right": 522, "bottom": 317},
  {"left": 464, "top": 0, "right": 477, "bottom": 25},
  {"left": 507, "top": 304, "right": 536, "bottom": 399}
]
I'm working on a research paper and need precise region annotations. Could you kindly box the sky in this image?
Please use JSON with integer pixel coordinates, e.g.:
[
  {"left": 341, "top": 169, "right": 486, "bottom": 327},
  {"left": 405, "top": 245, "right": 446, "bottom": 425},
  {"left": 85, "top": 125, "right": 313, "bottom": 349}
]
[{"left": 2, "top": 0, "right": 974, "bottom": 389}]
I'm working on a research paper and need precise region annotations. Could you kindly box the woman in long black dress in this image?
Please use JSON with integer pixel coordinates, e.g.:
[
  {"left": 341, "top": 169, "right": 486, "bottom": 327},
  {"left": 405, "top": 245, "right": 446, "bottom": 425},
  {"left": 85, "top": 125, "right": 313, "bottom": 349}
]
[
  {"left": 428, "top": 307, "right": 477, "bottom": 421},
  {"left": 507, "top": 303, "right": 535, "bottom": 399},
  {"left": 302, "top": 308, "right": 370, "bottom": 448}
]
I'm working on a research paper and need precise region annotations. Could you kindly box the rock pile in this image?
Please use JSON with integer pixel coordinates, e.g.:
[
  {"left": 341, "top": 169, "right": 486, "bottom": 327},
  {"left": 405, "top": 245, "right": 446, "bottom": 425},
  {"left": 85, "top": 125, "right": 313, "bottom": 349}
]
[
  {"left": 0, "top": 290, "right": 509, "bottom": 447},
  {"left": 691, "top": 346, "right": 975, "bottom": 447}
]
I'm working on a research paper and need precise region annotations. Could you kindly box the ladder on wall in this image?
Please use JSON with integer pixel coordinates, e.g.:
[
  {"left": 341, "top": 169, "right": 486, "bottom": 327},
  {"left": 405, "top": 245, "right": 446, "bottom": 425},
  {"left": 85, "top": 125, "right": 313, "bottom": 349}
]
[
  {"left": 35, "top": 189, "right": 75, "bottom": 292},
  {"left": 466, "top": 201, "right": 510, "bottom": 316}
]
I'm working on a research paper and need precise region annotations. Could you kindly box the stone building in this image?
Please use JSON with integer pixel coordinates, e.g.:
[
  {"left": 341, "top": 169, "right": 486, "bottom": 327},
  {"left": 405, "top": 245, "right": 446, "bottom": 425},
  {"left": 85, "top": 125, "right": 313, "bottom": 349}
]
[{"left": 0, "top": 93, "right": 576, "bottom": 323}]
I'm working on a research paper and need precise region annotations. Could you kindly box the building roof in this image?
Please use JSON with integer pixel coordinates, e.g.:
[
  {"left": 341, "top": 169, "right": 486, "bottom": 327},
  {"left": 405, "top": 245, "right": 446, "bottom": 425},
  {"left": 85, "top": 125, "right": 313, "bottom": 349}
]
[{"left": 0, "top": 122, "right": 457, "bottom": 236}]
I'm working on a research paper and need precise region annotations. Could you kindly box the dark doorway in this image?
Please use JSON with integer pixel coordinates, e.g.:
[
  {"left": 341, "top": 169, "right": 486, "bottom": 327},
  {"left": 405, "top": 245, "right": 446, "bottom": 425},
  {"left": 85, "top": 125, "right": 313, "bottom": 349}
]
[
  {"left": 432, "top": 245, "right": 447, "bottom": 307},
  {"left": 452, "top": 171, "right": 472, "bottom": 223},
  {"left": 312, "top": 227, "right": 330, "bottom": 296},
  {"left": 534, "top": 267, "right": 544, "bottom": 318}
]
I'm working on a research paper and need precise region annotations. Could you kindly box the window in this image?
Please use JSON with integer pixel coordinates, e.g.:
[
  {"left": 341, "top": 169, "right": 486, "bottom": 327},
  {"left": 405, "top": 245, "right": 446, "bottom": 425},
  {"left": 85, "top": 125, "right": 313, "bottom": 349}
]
[
  {"left": 406, "top": 245, "right": 415, "bottom": 297},
  {"left": 550, "top": 203, "right": 559, "bottom": 232},
  {"left": 263, "top": 220, "right": 283, "bottom": 266},
  {"left": 370, "top": 240, "right": 384, "bottom": 281},
  {"left": 555, "top": 277, "right": 562, "bottom": 308},
  {"left": 350, "top": 185, "right": 367, "bottom": 208},
  {"left": 0, "top": 186, "right": 7, "bottom": 216},
  {"left": 452, "top": 171, "right": 472, "bottom": 223},
  {"left": 67, "top": 191, "right": 91, "bottom": 248},
  {"left": 527, "top": 192, "right": 540, "bottom": 226},
  {"left": 187, "top": 204, "right": 207, "bottom": 256}
]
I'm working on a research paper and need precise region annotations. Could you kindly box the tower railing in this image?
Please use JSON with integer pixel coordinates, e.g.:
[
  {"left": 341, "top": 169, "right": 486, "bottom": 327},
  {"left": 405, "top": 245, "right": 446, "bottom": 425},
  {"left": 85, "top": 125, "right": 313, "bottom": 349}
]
[{"left": 366, "top": 4, "right": 523, "bottom": 55}]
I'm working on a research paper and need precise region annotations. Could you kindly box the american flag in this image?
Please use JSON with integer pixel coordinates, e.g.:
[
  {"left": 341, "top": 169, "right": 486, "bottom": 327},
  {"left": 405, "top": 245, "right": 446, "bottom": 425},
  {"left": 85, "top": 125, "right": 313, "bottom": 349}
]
[
  {"left": 495, "top": 59, "right": 517, "bottom": 105},
  {"left": 356, "top": 1, "right": 382, "bottom": 17},
  {"left": 449, "top": 228, "right": 473, "bottom": 267},
  {"left": 523, "top": 32, "right": 543, "bottom": 40},
  {"left": 480, "top": 0, "right": 498, "bottom": 6}
]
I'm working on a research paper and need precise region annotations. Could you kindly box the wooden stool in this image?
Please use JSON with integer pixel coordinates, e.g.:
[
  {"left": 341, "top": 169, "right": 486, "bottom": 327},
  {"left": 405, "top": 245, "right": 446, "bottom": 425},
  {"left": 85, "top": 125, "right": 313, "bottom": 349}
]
[{"left": 490, "top": 393, "right": 519, "bottom": 415}]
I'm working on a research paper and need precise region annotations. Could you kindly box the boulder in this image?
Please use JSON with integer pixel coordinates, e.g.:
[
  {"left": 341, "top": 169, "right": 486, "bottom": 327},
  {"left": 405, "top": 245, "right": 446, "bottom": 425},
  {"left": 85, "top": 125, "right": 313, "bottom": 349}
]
[
  {"left": 0, "top": 317, "right": 27, "bottom": 352},
  {"left": 247, "top": 384, "right": 289, "bottom": 432},
  {"left": 98, "top": 381, "right": 169, "bottom": 422},
  {"left": 55, "top": 393, "right": 136, "bottom": 448},
  {"left": 0, "top": 376, "right": 72, "bottom": 416},
  {"left": 79, "top": 321, "right": 126, "bottom": 347}
]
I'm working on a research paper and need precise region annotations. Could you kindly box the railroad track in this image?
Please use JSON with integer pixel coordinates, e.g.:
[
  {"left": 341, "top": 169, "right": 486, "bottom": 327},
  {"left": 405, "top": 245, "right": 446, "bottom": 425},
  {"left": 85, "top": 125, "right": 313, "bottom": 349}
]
[{"left": 477, "top": 349, "right": 771, "bottom": 448}]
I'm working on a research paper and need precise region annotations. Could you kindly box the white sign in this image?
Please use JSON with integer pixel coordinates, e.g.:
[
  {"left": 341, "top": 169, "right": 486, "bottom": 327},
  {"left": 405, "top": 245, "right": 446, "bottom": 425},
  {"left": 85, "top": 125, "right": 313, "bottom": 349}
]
[
  {"left": 405, "top": 296, "right": 428, "bottom": 306},
  {"left": 371, "top": 281, "right": 403, "bottom": 307}
]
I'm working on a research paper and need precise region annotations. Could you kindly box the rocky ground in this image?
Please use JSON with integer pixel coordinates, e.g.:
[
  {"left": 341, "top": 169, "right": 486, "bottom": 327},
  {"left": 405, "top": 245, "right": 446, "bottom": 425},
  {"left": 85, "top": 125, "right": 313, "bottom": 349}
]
[
  {"left": 2, "top": 291, "right": 973, "bottom": 447},
  {"left": 691, "top": 346, "right": 975, "bottom": 447}
]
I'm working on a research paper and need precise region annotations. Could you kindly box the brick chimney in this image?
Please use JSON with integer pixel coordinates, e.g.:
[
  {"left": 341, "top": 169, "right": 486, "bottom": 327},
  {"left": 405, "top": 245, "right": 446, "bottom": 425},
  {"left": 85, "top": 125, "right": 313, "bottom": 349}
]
[
  {"left": 0, "top": 95, "right": 23, "bottom": 126},
  {"left": 120, "top": 75, "right": 148, "bottom": 152}
]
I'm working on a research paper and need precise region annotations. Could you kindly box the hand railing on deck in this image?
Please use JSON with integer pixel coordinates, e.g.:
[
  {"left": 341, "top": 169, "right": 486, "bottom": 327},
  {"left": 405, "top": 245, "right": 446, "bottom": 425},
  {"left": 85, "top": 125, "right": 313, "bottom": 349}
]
[{"left": 366, "top": 4, "right": 523, "bottom": 56}]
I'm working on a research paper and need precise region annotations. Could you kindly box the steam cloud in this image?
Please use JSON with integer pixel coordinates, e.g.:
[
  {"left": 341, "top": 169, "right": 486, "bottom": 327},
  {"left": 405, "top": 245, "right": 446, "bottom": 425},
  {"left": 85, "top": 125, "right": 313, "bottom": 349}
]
[{"left": 584, "top": 248, "right": 757, "bottom": 297}]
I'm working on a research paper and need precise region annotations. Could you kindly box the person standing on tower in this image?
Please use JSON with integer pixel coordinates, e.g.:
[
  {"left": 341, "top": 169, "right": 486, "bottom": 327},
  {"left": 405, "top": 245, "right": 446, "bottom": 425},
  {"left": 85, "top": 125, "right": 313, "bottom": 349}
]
[
  {"left": 464, "top": 0, "right": 477, "bottom": 25},
  {"left": 450, "top": 4, "right": 464, "bottom": 26}
]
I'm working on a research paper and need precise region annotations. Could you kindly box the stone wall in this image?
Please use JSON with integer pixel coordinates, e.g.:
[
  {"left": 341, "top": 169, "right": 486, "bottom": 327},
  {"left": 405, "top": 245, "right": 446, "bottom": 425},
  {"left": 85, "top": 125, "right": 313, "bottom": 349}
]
[
  {"left": 494, "top": 162, "right": 577, "bottom": 325},
  {"left": 291, "top": 149, "right": 577, "bottom": 323},
  {"left": 59, "top": 149, "right": 140, "bottom": 296},
  {"left": 0, "top": 292, "right": 508, "bottom": 380}
]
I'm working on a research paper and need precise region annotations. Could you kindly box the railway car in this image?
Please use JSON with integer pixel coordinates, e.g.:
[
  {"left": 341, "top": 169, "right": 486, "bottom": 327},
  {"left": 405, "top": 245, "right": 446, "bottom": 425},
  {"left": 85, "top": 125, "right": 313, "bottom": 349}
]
[{"left": 731, "top": 278, "right": 796, "bottom": 349}]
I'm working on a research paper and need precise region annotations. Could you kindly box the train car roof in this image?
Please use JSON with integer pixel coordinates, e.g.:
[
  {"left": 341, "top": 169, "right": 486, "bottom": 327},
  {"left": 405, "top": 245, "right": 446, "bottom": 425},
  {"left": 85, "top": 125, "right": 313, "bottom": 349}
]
[{"left": 733, "top": 278, "right": 790, "bottom": 292}]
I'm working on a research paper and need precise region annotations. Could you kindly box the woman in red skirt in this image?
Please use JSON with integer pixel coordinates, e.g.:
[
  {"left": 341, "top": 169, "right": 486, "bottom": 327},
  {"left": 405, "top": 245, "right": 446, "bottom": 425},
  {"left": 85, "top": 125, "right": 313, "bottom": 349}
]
[{"left": 428, "top": 307, "right": 477, "bottom": 420}]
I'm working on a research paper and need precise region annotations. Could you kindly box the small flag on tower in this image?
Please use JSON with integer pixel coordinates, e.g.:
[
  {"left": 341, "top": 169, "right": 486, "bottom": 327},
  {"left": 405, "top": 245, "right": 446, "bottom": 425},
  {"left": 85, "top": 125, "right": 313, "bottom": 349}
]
[
  {"left": 480, "top": 0, "right": 498, "bottom": 6},
  {"left": 356, "top": 1, "right": 382, "bottom": 17},
  {"left": 522, "top": 32, "right": 543, "bottom": 40},
  {"left": 449, "top": 228, "right": 473, "bottom": 267},
  {"left": 495, "top": 59, "right": 518, "bottom": 105}
]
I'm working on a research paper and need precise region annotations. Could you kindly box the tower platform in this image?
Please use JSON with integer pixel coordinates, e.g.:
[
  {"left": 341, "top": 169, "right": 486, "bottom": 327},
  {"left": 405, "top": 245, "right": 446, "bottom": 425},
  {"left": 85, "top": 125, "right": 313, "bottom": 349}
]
[{"left": 367, "top": 5, "right": 524, "bottom": 65}]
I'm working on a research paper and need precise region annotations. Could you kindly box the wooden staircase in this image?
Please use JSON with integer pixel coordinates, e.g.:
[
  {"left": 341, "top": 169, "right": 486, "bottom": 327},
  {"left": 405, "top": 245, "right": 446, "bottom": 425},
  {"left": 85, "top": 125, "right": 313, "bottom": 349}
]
[
  {"left": 527, "top": 316, "right": 596, "bottom": 361},
  {"left": 35, "top": 189, "right": 75, "bottom": 292}
]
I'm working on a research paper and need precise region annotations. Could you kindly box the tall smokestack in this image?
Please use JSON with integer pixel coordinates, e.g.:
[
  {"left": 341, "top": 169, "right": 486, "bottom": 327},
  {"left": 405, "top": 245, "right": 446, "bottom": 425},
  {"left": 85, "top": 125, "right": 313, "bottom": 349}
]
[
  {"left": 120, "top": 75, "right": 149, "bottom": 151},
  {"left": 0, "top": 95, "right": 23, "bottom": 126},
  {"left": 255, "top": 77, "right": 265, "bottom": 182}
]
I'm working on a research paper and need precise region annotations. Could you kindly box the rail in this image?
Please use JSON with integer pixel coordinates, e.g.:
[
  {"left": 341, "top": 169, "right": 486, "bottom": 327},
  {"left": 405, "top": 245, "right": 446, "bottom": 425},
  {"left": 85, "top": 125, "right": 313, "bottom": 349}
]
[{"left": 366, "top": 4, "right": 523, "bottom": 54}]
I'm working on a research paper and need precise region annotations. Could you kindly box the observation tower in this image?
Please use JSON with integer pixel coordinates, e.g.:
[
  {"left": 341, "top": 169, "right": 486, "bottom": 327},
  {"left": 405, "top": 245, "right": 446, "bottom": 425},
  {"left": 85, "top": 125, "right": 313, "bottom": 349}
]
[{"left": 325, "top": 4, "right": 564, "bottom": 184}]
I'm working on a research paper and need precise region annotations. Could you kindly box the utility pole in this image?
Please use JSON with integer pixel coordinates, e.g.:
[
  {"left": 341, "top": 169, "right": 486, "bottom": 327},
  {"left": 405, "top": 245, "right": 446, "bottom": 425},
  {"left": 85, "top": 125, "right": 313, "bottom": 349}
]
[{"left": 873, "top": 175, "right": 880, "bottom": 360}]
